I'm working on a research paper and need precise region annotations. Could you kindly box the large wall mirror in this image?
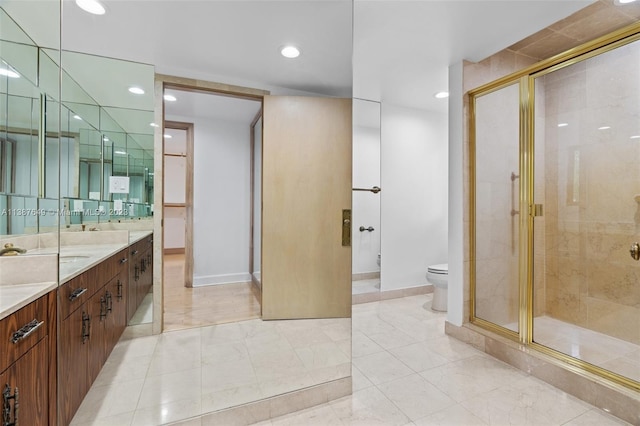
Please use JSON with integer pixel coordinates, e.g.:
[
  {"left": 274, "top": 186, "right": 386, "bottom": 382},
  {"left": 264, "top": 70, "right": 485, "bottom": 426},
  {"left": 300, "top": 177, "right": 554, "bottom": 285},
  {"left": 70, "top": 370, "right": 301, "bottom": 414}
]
[
  {"left": 0, "top": 5, "right": 60, "bottom": 285},
  {"left": 57, "top": 50, "right": 155, "bottom": 228}
]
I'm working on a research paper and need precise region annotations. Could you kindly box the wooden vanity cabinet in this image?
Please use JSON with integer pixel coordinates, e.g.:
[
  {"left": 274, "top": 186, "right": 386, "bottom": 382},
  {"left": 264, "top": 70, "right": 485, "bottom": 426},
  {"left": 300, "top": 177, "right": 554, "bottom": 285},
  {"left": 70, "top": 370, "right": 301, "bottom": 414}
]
[
  {"left": 0, "top": 291, "right": 56, "bottom": 426},
  {"left": 58, "top": 248, "right": 129, "bottom": 425},
  {"left": 127, "top": 236, "right": 153, "bottom": 323}
]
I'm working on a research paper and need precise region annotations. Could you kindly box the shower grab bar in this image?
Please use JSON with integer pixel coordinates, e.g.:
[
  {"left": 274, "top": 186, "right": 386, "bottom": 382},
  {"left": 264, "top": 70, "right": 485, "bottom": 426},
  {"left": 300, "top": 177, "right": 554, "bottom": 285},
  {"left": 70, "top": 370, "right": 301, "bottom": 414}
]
[
  {"left": 510, "top": 172, "right": 519, "bottom": 254},
  {"left": 353, "top": 186, "right": 381, "bottom": 194}
]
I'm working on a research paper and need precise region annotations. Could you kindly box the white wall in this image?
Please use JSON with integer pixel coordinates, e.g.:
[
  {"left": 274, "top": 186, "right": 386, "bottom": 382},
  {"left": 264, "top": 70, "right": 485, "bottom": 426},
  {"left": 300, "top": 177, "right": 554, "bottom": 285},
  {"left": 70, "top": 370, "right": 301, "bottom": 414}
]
[
  {"left": 380, "top": 103, "right": 448, "bottom": 291},
  {"left": 168, "top": 113, "right": 252, "bottom": 286},
  {"left": 447, "top": 61, "right": 464, "bottom": 326},
  {"left": 352, "top": 124, "right": 381, "bottom": 275}
]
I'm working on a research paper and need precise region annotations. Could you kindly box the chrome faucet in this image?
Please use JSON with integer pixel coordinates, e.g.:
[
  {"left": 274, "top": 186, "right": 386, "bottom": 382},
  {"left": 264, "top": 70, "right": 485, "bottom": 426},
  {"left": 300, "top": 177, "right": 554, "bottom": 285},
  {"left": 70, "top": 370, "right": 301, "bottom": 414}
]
[{"left": 0, "top": 243, "right": 27, "bottom": 256}]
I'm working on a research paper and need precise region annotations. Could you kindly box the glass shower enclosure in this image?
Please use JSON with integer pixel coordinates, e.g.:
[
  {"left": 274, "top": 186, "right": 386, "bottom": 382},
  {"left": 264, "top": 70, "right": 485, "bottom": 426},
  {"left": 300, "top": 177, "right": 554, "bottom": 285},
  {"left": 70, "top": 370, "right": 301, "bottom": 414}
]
[{"left": 470, "top": 24, "right": 640, "bottom": 390}]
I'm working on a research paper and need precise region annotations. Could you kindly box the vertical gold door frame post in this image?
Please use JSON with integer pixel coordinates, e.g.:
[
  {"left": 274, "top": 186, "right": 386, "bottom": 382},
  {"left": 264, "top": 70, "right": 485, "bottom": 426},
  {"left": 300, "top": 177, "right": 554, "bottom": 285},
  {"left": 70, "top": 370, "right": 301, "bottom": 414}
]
[
  {"left": 468, "top": 95, "right": 477, "bottom": 323},
  {"left": 518, "top": 76, "right": 534, "bottom": 344}
]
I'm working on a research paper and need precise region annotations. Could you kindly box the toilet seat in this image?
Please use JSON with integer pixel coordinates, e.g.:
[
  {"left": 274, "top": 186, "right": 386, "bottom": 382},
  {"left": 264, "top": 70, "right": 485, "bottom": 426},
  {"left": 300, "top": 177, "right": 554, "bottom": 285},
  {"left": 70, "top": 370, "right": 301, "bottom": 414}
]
[{"left": 427, "top": 264, "right": 448, "bottom": 275}]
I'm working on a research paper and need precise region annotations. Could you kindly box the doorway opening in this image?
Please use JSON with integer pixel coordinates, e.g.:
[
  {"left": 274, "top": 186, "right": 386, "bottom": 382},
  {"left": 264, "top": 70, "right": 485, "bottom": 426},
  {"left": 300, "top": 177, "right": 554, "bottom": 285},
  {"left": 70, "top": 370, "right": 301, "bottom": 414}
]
[{"left": 162, "top": 86, "right": 263, "bottom": 332}]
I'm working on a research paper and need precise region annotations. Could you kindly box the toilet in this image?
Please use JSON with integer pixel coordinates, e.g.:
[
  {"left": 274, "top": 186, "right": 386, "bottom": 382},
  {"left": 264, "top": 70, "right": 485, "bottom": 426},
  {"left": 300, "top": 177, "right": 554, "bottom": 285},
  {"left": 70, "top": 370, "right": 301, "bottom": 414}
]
[{"left": 426, "top": 264, "right": 448, "bottom": 312}]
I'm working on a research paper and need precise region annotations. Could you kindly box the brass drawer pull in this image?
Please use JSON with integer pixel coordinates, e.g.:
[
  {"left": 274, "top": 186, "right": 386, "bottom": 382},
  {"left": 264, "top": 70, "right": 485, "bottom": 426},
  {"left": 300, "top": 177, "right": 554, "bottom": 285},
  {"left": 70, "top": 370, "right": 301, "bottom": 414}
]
[
  {"left": 81, "top": 312, "right": 90, "bottom": 343},
  {"left": 10, "top": 319, "right": 44, "bottom": 344},
  {"left": 2, "top": 383, "right": 18, "bottom": 426},
  {"left": 68, "top": 287, "right": 87, "bottom": 301}
]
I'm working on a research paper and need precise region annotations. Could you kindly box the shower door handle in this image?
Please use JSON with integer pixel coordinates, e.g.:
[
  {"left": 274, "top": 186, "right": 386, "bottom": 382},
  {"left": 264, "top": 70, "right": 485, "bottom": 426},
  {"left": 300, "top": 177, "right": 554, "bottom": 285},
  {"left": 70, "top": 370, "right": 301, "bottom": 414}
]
[{"left": 630, "top": 242, "right": 640, "bottom": 261}]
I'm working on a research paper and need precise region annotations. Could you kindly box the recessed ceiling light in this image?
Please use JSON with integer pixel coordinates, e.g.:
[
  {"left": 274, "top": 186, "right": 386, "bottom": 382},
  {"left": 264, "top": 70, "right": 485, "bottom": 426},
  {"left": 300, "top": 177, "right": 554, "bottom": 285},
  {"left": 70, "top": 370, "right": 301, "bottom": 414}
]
[
  {"left": 598, "top": 126, "right": 611, "bottom": 130},
  {"left": 164, "top": 94, "right": 177, "bottom": 102},
  {"left": 150, "top": 123, "right": 160, "bottom": 127},
  {"left": 128, "top": 86, "right": 145, "bottom": 95},
  {"left": 434, "top": 91, "right": 449, "bottom": 99},
  {"left": 0, "top": 68, "right": 19, "bottom": 78},
  {"left": 164, "top": 134, "right": 172, "bottom": 139},
  {"left": 616, "top": 0, "right": 637, "bottom": 4},
  {"left": 75, "top": 0, "right": 106, "bottom": 15},
  {"left": 630, "top": 135, "right": 640, "bottom": 139},
  {"left": 557, "top": 123, "right": 569, "bottom": 127},
  {"left": 280, "top": 45, "right": 301, "bottom": 59},
  {"left": 73, "top": 115, "right": 82, "bottom": 120}
]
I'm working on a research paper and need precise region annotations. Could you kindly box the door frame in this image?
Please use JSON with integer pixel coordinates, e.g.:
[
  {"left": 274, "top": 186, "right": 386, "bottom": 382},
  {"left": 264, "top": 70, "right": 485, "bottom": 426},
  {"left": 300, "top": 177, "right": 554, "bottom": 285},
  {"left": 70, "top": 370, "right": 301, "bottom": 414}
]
[
  {"left": 152, "top": 74, "right": 268, "bottom": 333},
  {"left": 163, "top": 120, "right": 194, "bottom": 285}
]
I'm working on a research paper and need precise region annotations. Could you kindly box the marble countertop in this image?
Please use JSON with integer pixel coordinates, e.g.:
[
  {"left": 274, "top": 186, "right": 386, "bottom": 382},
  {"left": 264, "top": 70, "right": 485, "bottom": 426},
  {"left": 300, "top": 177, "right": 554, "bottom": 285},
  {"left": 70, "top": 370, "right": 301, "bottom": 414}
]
[
  {"left": 0, "top": 282, "right": 57, "bottom": 321},
  {"left": 129, "top": 230, "right": 153, "bottom": 244},
  {"left": 0, "top": 229, "right": 153, "bottom": 321},
  {"left": 59, "top": 243, "right": 129, "bottom": 283}
]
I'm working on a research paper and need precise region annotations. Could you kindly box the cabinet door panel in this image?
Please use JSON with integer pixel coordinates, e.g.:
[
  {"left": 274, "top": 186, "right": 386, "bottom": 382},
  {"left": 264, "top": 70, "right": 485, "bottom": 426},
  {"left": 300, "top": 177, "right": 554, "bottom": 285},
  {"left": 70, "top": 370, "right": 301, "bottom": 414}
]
[
  {"left": 87, "top": 290, "right": 108, "bottom": 384},
  {"left": 59, "top": 308, "right": 89, "bottom": 425},
  {"left": 2, "top": 338, "right": 49, "bottom": 426}
]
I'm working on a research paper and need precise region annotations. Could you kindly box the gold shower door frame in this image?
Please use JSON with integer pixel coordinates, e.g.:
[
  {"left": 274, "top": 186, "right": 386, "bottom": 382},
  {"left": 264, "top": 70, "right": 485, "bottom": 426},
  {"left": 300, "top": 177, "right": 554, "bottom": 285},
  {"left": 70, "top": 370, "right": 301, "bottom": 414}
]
[{"left": 469, "top": 22, "right": 640, "bottom": 392}]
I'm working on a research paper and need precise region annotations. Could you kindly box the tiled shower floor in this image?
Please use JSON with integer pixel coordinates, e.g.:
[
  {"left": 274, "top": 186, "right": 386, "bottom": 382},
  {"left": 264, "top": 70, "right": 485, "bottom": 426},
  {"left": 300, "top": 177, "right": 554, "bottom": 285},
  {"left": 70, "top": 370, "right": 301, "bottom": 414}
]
[{"left": 533, "top": 316, "right": 640, "bottom": 382}]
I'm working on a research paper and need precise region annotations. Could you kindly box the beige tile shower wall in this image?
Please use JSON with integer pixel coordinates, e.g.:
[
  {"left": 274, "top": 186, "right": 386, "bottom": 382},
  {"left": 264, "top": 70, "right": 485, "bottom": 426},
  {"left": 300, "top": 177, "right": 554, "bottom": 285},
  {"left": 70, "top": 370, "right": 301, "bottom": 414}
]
[{"left": 541, "top": 40, "right": 640, "bottom": 345}]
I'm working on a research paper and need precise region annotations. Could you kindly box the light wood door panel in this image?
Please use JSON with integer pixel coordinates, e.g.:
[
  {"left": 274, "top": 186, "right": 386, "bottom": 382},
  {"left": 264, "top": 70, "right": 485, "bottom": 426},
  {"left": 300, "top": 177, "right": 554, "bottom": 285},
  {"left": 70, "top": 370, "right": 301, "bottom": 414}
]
[{"left": 262, "top": 96, "right": 352, "bottom": 319}]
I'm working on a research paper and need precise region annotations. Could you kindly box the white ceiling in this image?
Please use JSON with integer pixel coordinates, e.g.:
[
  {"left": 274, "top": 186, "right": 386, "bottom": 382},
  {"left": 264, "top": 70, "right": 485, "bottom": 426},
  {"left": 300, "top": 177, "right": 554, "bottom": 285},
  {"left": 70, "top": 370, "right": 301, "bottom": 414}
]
[{"left": 2, "top": 0, "right": 596, "bottom": 117}]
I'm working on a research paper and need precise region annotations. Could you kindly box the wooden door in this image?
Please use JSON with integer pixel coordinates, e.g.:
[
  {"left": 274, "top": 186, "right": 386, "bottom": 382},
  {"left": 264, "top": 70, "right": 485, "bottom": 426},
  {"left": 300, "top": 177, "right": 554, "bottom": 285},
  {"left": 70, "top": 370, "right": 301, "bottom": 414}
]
[{"left": 262, "top": 96, "right": 352, "bottom": 319}]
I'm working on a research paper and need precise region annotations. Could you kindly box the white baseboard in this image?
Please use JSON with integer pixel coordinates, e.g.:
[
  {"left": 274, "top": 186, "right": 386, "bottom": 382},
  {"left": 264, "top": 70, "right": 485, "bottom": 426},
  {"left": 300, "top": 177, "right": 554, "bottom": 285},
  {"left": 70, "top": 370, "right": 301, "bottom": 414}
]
[{"left": 193, "top": 272, "right": 252, "bottom": 287}]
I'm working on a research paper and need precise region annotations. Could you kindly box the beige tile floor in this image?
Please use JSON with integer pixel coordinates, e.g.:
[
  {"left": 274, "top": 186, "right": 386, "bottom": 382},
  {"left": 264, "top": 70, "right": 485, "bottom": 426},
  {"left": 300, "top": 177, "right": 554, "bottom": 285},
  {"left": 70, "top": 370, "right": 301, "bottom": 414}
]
[
  {"left": 253, "top": 295, "right": 631, "bottom": 426},
  {"left": 72, "top": 293, "right": 632, "bottom": 426},
  {"left": 352, "top": 278, "right": 381, "bottom": 295},
  {"left": 163, "top": 254, "right": 261, "bottom": 331},
  {"left": 71, "top": 316, "right": 351, "bottom": 425}
]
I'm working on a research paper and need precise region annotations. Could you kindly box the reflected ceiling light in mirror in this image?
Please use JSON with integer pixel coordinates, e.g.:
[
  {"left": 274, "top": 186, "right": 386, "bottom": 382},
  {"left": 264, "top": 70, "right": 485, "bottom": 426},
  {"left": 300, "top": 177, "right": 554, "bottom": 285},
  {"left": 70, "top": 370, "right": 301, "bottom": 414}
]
[
  {"left": 164, "top": 134, "right": 172, "bottom": 138},
  {"left": 598, "top": 126, "right": 611, "bottom": 130},
  {"left": 164, "top": 94, "right": 177, "bottom": 102},
  {"left": 0, "top": 67, "right": 19, "bottom": 78},
  {"left": 103, "top": 137, "right": 109, "bottom": 142},
  {"left": 73, "top": 115, "right": 82, "bottom": 120},
  {"left": 150, "top": 123, "right": 160, "bottom": 127},
  {"left": 128, "top": 86, "right": 145, "bottom": 95},
  {"left": 75, "top": 0, "right": 106, "bottom": 15},
  {"left": 115, "top": 150, "right": 127, "bottom": 155},
  {"left": 280, "top": 45, "right": 301, "bottom": 59},
  {"left": 557, "top": 123, "right": 569, "bottom": 127},
  {"left": 434, "top": 91, "right": 449, "bottom": 99},
  {"left": 630, "top": 135, "right": 640, "bottom": 139}
]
